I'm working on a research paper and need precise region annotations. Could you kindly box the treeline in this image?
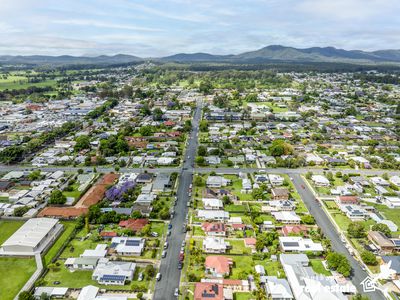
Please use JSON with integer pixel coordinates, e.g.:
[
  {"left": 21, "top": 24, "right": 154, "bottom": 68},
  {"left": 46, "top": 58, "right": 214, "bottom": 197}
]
[
  {"left": 354, "top": 73, "right": 400, "bottom": 84},
  {"left": 159, "top": 61, "right": 400, "bottom": 72},
  {"left": 0, "top": 86, "right": 53, "bottom": 100},
  {"left": 0, "top": 121, "right": 80, "bottom": 163},
  {"left": 87, "top": 98, "right": 118, "bottom": 119}
]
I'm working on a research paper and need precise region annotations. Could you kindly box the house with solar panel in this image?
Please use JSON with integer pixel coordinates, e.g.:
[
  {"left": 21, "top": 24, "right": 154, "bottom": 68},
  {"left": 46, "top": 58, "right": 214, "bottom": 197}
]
[
  {"left": 92, "top": 258, "right": 136, "bottom": 285},
  {"left": 110, "top": 237, "right": 145, "bottom": 256}
]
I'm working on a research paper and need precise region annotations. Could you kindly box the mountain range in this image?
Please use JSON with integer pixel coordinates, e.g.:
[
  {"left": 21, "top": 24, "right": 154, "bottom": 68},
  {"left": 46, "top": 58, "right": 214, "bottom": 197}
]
[{"left": 1, "top": 45, "right": 400, "bottom": 66}]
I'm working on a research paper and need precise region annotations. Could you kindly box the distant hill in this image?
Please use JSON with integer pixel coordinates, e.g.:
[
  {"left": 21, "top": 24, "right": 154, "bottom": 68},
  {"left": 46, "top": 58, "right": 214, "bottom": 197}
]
[
  {"left": 160, "top": 52, "right": 233, "bottom": 62},
  {"left": 0, "top": 54, "right": 142, "bottom": 66},
  {"left": 160, "top": 45, "right": 400, "bottom": 64},
  {"left": 2, "top": 46, "right": 400, "bottom": 66}
]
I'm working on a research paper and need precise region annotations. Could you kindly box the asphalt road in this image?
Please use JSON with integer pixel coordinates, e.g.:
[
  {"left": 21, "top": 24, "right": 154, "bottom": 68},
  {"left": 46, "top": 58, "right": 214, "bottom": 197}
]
[
  {"left": 1, "top": 164, "right": 399, "bottom": 177},
  {"left": 153, "top": 103, "right": 202, "bottom": 300},
  {"left": 291, "top": 174, "right": 386, "bottom": 300}
]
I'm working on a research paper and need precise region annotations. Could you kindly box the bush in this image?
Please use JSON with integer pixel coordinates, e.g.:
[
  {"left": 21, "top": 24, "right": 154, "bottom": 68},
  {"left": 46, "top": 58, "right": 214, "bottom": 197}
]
[
  {"left": 347, "top": 222, "right": 366, "bottom": 238},
  {"left": 371, "top": 223, "right": 391, "bottom": 237},
  {"left": 326, "top": 252, "right": 351, "bottom": 277},
  {"left": 361, "top": 251, "right": 378, "bottom": 266},
  {"left": 48, "top": 189, "right": 67, "bottom": 205}
]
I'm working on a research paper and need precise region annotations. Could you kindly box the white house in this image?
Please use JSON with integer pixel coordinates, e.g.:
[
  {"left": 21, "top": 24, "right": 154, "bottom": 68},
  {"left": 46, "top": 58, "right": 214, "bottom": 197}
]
[
  {"left": 311, "top": 175, "right": 330, "bottom": 187},
  {"left": 202, "top": 198, "right": 223, "bottom": 210},
  {"left": 206, "top": 176, "right": 230, "bottom": 188},
  {"left": 268, "top": 174, "right": 284, "bottom": 186},
  {"left": 203, "top": 237, "right": 229, "bottom": 253},
  {"left": 262, "top": 276, "right": 294, "bottom": 300},
  {"left": 279, "top": 237, "right": 323, "bottom": 252},
  {"left": 271, "top": 211, "right": 301, "bottom": 224},
  {"left": 92, "top": 258, "right": 135, "bottom": 285},
  {"left": 198, "top": 210, "right": 229, "bottom": 221},
  {"left": 110, "top": 237, "right": 145, "bottom": 256}
]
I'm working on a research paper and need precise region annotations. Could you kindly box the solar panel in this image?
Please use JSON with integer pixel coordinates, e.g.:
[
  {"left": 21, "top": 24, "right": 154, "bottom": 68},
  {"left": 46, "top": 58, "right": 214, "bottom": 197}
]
[
  {"left": 101, "top": 275, "right": 126, "bottom": 281},
  {"left": 126, "top": 240, "right": 140, "bottom": 246},
  {"left": 392, "top": 239, "right": 400, "bottom": 246},
  {"left": 282, "top": 242, "right": 299, "bottom": 247}
]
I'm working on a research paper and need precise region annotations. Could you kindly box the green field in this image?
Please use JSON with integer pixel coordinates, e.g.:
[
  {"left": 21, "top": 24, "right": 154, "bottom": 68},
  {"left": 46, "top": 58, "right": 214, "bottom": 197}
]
[
  {"left": 0, "top": 220, "right": 37, "bottom": 300},
  {"left": 0, "top": 220, "right": 24, "bottom": 244},
  {"left": 0, "top": 257, "right": 36, "bottom": 300},
  {"left": 0, "top": 75, "right": 56, "bottom": 91},
  {"left": 44, "top": 221, "right": 77, "bottom": 265}
]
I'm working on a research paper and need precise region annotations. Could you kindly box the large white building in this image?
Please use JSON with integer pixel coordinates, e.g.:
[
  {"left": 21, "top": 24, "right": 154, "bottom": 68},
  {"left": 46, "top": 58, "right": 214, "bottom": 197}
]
[{"left": 0, "top": 218, "right": 63, "bottom": 256}]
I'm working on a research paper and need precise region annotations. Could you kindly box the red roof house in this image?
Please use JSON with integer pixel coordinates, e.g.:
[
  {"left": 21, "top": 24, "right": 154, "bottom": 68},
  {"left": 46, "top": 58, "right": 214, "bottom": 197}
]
[
  {"left": 194, "top": 283, "right": 224, "bottom": 300},
  {"left": 281, "top": 225, "right": 308, "bottom": 236},
  {"left": 119, "top": 218, "right": 149, "bottom": 232},
  {"left": 336, "top": 196, "right": 359, "bottom": 205},
  {"left": 202, "top": 223, "right": 226, "bottom": 236},
  {"left": 205, "top": 256, "right": 233, "bottom": 277}
]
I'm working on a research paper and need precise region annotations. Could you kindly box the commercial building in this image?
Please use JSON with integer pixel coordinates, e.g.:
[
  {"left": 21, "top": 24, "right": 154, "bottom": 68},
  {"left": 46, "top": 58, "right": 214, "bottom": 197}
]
[{"left": 0, "top": 218, "right": 63, "bottom": 256}]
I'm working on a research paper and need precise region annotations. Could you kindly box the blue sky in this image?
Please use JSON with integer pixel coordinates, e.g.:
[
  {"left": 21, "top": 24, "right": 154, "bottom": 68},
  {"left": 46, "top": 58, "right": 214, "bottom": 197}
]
[{"left": 1, "top": 0, "right": 399, "bottom": 56}]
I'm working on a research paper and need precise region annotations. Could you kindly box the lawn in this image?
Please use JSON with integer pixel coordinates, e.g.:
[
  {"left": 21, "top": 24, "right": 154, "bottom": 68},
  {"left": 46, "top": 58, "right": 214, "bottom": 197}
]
[
  {"left": 225, "top": 175, "right": 253, "bottom": 201},
  {"left": 230, "top": 256, "right": 254, "bottom": 279},
  {"left": 0, "top": 257, "right": 36, "bottom": 300},
  {"left": 227, "top": 239, "right": 251, "bottom": 255},
  {"left": 0, "top": 220, "right": 24, "bottom": 244},
  {"left": 63, "top": 183, "right": 82, "bottom": 201},
  {"left": 44, "top": 221, "right": 77, "bottom": 265},
  {"left": 0, "top": 76, "right": 56, "bottom": 91},
  {"left": 234, "top": 292, "right": 255, "bottom": 300},
  {"left": 44, "top": 262, "right": 150, "bottom": 291},
  {"left": 310, "top": 259, "right": 331, "bottom": 276},
  {"left": 370, "top": 204, "right": 400, "bottom": 228}
]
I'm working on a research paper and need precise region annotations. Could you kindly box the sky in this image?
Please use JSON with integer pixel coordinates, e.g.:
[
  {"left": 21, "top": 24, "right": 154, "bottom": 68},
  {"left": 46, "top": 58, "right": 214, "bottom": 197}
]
[{"left": 0, "top": 0, "right": 399, "bottom": 57}]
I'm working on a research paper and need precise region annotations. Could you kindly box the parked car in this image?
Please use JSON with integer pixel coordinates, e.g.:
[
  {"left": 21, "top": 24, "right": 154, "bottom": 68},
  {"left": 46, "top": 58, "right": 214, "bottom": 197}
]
[
  {"left": 162, "top": 250, "right": 167, "bottom": 258},
  {"left": 156, "top": 273, "right": 162, "bottom": 281},
  {"left": 174, "top": 288, "right": 179, "bottom": 297}
]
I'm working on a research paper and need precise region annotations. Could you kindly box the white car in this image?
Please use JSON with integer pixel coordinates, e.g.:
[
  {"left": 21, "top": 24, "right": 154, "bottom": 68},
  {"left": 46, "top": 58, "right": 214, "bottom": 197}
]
[{"left": 174, "top": 288, "right": 179, "bottom": 297}]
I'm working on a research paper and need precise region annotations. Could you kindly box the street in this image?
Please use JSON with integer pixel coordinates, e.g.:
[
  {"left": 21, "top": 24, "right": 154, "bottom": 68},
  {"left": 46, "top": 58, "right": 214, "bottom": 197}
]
[
  {"left": 291, "top": 174, "right": 386, "bottom": 300},
  {"left": 153, "top": 102, "right": 202, "bottom": 300}
]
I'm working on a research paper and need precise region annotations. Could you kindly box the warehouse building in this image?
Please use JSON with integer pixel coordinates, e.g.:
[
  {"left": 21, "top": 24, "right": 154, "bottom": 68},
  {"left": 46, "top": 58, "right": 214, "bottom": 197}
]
[{"left": 0, "top": 218, "right": 63, "bottom": 256}]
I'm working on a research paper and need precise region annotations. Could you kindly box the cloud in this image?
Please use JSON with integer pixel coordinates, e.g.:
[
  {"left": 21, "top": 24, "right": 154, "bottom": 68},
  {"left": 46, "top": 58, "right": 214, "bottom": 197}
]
[
  {"left": 52, "top": 19, "right": 163, "bottom": 32},
  {"left": 0, "top": 0, "right": 398, "bottom": 56}
]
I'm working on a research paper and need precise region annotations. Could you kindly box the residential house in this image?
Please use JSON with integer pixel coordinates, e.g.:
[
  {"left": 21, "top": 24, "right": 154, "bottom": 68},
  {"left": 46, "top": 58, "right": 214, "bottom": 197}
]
[
  {"left": 262, "top": 276, "right": 294, "bottom": 300},
  {"left": 118, "top": 219, "right": 149, "bottom": 233},
  {"left": 207, "top": 176, "right": 230, "bottom": 188},
  {"left": 194, "top": 283, "right": 224, "bottom": 300},
  {"left": 311, "top": 175, "right": 330, "bottom": 187},
  {"left": 268, "top": 174, "right": 284, "bottom": 186},
  {"left": 203, "top": 237, "right": 229, "bottom": 253},
  {"left": 367, "top": 231, "right": 395, "bottom": 254},
  {"left": 271, "top": 188, "right": 289, "bottom": 200},
  {"left": 335, "top": 196, "right": 359, "bottom": 205},
  {"left": 202, "top": 198, "right": 224, "bottom": 210},
  {"left": 280, "top": 254, "right": 347, "bottom": 300},
  {"left": 92, "top": 258, "right": 135, "bottom": 285},
  {"left": 279, "top": 236, "right": 323, "bottom": 252},
  {"left": 202, "top": 223, "right": 227, "bottom": 237},
  {"left": 205, "top": 256, "right": 233, "bottom": 278},
  {"left": 198, "top": 210, "right": 230, "bottom": 221},
  {"left": 281, "top": 225, "right": 308, "bottom": 237},
  {"left": 271, "top": 211, "right": 301, "bottom": 224},
  {"left": 64, "top": 257, "right": 99, "bottom": 270},
  {"left": 339, "top": 205, "right": 367, "bottom": 220},
  {"left": 110, "top": 237, "right": 145, "bottom": 256}
]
